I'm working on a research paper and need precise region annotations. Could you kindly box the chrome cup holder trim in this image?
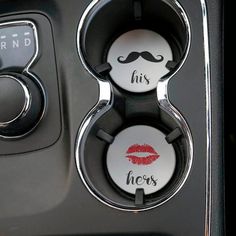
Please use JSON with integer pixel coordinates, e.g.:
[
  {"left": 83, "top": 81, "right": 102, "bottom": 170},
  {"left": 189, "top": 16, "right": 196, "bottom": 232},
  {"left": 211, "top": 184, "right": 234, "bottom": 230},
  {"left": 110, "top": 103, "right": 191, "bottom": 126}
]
[{"left": 75, "top": 3, "right": 211, "bottom": 231}]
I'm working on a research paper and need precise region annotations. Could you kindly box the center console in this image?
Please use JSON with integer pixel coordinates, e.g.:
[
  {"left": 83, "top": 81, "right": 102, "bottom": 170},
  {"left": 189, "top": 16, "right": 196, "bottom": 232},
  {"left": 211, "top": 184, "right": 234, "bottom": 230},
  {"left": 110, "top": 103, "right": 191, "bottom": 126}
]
[{"left": 0, "top": 0, "right": 224, "bottom": 235}]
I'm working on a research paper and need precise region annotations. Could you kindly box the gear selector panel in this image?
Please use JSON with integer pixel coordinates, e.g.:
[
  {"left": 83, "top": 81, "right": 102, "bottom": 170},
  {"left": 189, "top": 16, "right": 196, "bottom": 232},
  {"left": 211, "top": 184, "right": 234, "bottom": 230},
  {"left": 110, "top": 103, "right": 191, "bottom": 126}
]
[
  {"left": 0, "top": 22, "right": 36, "bottom": 70},
  {"left": 0, "top": 15, "right": 61, "bottom": 154}
]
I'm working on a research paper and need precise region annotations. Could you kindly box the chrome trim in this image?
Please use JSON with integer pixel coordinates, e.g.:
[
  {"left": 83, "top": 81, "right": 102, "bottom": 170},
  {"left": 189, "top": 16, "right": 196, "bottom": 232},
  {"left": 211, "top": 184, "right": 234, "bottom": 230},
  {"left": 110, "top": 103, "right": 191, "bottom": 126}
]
[
  {"left": 76, "top": 0, "right": 100, "bottom": 78},
  {"left": 0, "top": 20, "right": 46, "bottom": 139},
  {"left": 0, "top": 75, "right": 31, "bottom": 127},
  {"left": 75, "top": 0, "right": 194, "bottom": 212},
  {"left": 200, "top": 1, "right": 212, "bottom": 235}
]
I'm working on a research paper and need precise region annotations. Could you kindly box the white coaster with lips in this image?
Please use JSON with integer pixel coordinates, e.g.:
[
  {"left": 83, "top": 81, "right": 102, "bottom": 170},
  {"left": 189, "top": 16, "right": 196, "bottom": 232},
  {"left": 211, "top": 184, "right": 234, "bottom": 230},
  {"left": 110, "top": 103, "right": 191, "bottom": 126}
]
[
  {"left": 107, "top": 29, "right": 173, "bottom": 93},
  {"left": 106, "top": 125, "right": 176, "bottom": 195}
]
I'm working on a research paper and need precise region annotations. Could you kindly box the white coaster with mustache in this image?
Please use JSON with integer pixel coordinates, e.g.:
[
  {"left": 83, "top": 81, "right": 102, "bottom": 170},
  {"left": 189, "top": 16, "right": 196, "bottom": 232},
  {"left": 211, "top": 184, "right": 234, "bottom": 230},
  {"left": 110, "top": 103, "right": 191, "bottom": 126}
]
[
  {"left": 107, "top": 29, "right": 173, "bottom": 93},
  {"left": 106, "top": 125, "right": 176, "bottom": 195}
]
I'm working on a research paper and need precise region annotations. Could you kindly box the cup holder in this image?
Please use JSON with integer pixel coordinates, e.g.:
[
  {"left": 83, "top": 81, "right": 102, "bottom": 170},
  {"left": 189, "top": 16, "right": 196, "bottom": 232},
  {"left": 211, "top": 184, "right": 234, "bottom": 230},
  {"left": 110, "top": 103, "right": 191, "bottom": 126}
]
[
  {"left": 78, "top": 0, "right": 190, "bottom": 92},
  {"left": 78, "top": 106, "right": 189, "bottom": 210},
  {"left": 76, "top": 0, "right": 193, "bottom": 211}
]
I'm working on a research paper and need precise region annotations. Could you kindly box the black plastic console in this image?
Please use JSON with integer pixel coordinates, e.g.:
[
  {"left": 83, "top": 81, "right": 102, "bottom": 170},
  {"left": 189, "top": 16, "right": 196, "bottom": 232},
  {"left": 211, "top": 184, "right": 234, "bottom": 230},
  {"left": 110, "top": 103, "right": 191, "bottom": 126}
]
[{"left": 0, "top": 0, "right": 224, "bottom": 236}]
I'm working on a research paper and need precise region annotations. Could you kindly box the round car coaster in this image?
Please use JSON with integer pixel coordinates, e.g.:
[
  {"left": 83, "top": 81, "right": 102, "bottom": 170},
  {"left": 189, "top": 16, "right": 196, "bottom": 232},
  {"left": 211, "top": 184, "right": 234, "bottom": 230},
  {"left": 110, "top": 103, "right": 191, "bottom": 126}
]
[
  {"left": 106, "top": 125, "right": 176, "bottom": 195},
  {"left": 107, "top": 29, "right": 173, "bottom": 93}
]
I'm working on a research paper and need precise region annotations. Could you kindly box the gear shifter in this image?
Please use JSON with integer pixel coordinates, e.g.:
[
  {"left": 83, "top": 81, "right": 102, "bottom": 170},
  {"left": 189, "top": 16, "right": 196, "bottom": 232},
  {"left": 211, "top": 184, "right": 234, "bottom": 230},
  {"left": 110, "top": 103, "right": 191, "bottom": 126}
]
[
  {"left": 0, "top": 21, "right": 46, "bottom": 139},
  {"left": 0, "top": 73, "right": 44, "bottom": 138}
]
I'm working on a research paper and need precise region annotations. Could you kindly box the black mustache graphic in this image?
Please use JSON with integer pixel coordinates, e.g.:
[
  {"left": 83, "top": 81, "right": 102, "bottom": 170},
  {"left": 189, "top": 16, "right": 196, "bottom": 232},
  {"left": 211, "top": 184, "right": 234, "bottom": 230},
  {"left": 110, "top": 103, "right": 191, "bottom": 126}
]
[{"left": 117, "top": 51, "right": 164, "bottom": 64}]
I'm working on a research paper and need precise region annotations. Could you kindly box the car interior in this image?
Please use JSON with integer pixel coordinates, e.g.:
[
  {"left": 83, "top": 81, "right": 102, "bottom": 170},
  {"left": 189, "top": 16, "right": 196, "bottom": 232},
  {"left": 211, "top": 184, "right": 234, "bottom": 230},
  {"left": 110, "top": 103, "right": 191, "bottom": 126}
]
[{"left": 0, "top": 0, "right": 226, "bottom": 235}]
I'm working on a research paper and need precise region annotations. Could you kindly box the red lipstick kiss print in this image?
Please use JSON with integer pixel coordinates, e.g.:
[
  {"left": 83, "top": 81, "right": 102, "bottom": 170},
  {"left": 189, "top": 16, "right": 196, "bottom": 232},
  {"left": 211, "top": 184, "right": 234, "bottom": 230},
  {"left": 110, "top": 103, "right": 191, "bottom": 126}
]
[{"left": 126, "top": 144, "right": 160, "bottom": 165}]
